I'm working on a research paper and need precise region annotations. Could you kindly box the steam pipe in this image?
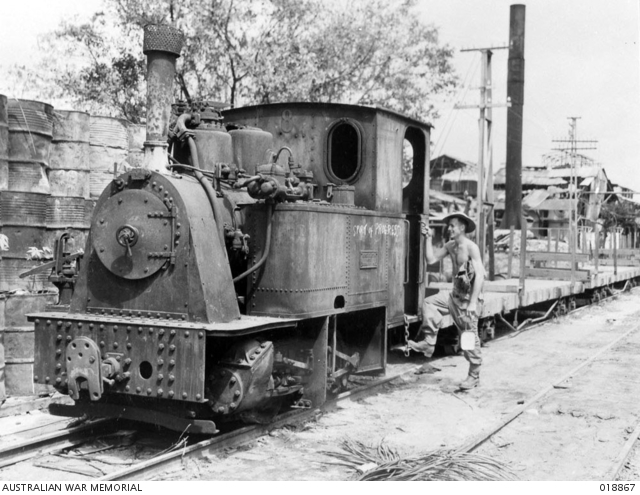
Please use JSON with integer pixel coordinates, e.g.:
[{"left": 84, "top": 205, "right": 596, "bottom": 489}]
[
  {"left": 233, "top": 204, "right": 273, "bottom": 284},
  {"left": 186, "top": 136, "right": 226, "bottom": 250}
]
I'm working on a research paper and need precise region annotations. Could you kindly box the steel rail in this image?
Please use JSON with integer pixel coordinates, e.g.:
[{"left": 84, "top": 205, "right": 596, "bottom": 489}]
[
  {"left": 102, "top": 284, "right": 640, "bottom": 480},
  {"left": 456, "top": 322, "right": 640, "bottom": 454},
  {"left": 99, "top": 367, "right": 422, "bottom": 481},
  {"left": 0, "top": 419, "right": 114, "bottom": 469},
  {"left": 607, "top": 421, "right": 640, "bottom": 480}
]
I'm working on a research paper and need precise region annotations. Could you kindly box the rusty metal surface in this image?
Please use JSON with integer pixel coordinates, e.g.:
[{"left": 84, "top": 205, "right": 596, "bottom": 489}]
[
  {"left": 28, "top": 311, "right": 299, "bottom": 337},
  {"left": 145, "top": 55, "right": 176, "bottom": 143},
  {"left": 143, "top": 24, "right": 184, "bottom": 56},
  {"left": 244, "top": 202, "right": 404, "bottom": 319},
  {"left": 91, "top": 189, "right": 173, "bottom": 280},
  {"left": 223, "top": 103, "right": 431, "bottom": 212},
  {"left": 33, "top": 316, "right": 206, "bottom": 403},
  {"left": 229, "top": 128, "right": 273, "bottom": 175},
  {"left": 70, "top": 170, "right": 240, "bottom": 324}
]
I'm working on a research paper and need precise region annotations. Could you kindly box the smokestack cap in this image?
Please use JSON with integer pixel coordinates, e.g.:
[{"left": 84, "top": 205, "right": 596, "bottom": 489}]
[{"left": 143, "top": 24, "right": 184, "bottom": 57}]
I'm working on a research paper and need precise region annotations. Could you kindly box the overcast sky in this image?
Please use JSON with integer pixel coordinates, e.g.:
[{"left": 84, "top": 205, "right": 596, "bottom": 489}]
[{"left": 1, "top": 0, "right": 639, "bottom": 191}]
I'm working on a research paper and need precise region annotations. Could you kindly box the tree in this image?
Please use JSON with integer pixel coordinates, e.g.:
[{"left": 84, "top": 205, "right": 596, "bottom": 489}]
[{"left": 5, "top": 0, "right": 457, "bottom": 124}]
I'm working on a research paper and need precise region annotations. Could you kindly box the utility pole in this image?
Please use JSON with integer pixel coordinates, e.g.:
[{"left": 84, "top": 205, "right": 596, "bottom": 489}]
[
  {"left": 552, "top": 117, "right": 598, "bottom": 282},
  {"left": 456, "top": 46, "right": 509, "bottom": 280},
  {"left": 501, "top": 4, "right": 526, "bottom": 230}
]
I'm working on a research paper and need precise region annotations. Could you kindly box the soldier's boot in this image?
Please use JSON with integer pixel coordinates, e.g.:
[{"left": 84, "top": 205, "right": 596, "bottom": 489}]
[
  {"left": 407, "top": 339, "right": 435, "bottom": 357},
  {"left": 406, "top": 340, "right": 440, "bottom": 375},
  {"left": 459, "top": 364, "right": 480, "bottom": 390}
]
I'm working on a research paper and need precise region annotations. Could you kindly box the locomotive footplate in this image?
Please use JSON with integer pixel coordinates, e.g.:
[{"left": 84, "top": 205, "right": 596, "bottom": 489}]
[
  {"left": 29, "top": 312, "right": 300, "bottom": 336},
  {"left": 49, "top": 401, "right": 219, "bottom": 435},
  {"left": 30, "top": 312, "right": 308, "bottom": 432}
]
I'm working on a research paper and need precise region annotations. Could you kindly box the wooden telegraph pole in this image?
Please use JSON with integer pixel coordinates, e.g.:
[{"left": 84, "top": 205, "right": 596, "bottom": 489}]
[
  {"left": 456, "top": 46, "right": 509, "bottom": 280},
  {"left": 552, "top": 117, "right": 598, "bottom": 283}
]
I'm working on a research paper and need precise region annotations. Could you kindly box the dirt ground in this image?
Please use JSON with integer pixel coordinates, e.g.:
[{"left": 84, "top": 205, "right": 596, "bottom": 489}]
[
  {"left": 169, "top": 289, "right": 640, "bottom": 481},
  {"left": 2, "top": 290, "right": 640, "bottom": 481}
]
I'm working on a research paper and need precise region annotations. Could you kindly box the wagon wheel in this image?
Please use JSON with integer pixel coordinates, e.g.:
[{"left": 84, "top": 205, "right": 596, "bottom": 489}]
[
  {"left": 568, "top": 296, "right": 577, "bottom": 312},
  {"left": 478, "top": 317, "right": 496, "bottom": 344},
  {"left": 591, "top": 291, "right": 601, "bottom": 304},
  {"left": 553, "top": 298, "right": 568, "bottom": 318},
  {"left": 600, "top": 288, "right": 608, "bottom": 300}
]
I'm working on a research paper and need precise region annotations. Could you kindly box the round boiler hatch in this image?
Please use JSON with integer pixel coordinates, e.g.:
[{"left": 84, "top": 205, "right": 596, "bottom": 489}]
[{"left": 91, "top": 189, "right": 173, "bottom": 279}]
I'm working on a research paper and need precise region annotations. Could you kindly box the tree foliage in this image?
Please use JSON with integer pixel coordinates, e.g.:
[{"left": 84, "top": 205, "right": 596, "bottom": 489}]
[
  {"left": 599, "top": 199, "right": 640, "bottom": 232},
  {"left": 6, "top": 0, "right": 457, "bottom": 124}
]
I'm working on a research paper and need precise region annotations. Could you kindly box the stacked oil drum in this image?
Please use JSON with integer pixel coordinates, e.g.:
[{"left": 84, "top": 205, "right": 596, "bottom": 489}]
[
  {"left": 0, "top": 97, "right": 144, "bottom": 293},
  {"left": 45, "top": 110, "right": 92, "bottom": 256},
  {"left": 0, "top": 99, "right": 54, "bottom": 291},
  {"left": 89, "top": 116, "right": 129, "bottom": 199},
  {"left": 0, "top": 98, "right": 146, "bottom": 398}
]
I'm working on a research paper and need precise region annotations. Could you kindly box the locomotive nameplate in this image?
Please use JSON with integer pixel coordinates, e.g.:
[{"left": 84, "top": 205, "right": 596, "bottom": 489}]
[{"left": 359, "top": 250, "right": 378, "bottom": 269}]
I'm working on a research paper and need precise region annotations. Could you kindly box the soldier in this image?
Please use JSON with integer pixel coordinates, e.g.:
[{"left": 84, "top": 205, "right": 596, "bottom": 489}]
[{"left": 409, "top": 212, "right": 484, "bottom": 390}]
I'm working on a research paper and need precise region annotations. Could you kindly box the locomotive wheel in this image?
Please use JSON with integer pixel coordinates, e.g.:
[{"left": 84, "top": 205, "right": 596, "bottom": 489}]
[
  {"left": 591, "top": 291, "right": 601, "bottom": 304},
  {"left": 568, "top": 296, "right": 577, "bottom": 312},
  {"left": 600, "top": 288, "right": 608, "bottom": 300}
]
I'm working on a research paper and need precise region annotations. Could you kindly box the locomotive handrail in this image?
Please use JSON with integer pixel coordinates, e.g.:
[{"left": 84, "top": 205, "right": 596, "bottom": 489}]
[
  {"left": 403, "top": 219, "right": 410, "bottom": 284},
  {"left": 418, "top": 220, "right": 426, "bottom": 285},
  {"left": 187, "top": 136, "right": 227, "bottom": 251},
  {"left": 232, "top": 203, "right": 274, "bottom": 284}
]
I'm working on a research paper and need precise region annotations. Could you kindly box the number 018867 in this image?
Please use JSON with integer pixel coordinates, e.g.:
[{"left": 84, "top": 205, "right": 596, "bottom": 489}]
[{"left": 600, "top": 485, "right": 635, "bottom": 491}]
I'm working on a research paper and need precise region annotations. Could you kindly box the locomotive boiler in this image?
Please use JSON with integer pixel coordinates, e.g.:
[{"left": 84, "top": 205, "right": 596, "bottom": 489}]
[{"left": 30, "top": 25, "right": 431, "bottom": 433}]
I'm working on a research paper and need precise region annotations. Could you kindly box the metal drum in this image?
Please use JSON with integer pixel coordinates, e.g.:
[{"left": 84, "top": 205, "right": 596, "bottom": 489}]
[
  {"left": 7, "top": 99, "right": 53, "bottom": 194},
  {"left": 0, "top": 293, "right": 57, "bottom": 396},
  {"left": 127, "top": 123, "right": 146, "bottom": 168},
  {"left": 0, "top": 191, "right": 48, "bottom": 256},
  {"left": 229, "top": 128, "right": 273, "bottom": 175},
  {"left": 0, "top": 190, "right": 50, "bottom": 290},
  {"left": 50, "top": 110, "right": 90, "bottom": 198},
  {"left": 43, "top": 195, "right": 90, "bottom": 254},
  {"left": 0, "top": 258, "right": 50, "bottom": 293},
  {"left": 0, "top": 95, "right": 8, "bottom": 194},
  {"left": 89, "top": 116, "right": 129, "bottom": 198},
  {"left": 0, "top": 194, "right": 51, "bottom": 297}
]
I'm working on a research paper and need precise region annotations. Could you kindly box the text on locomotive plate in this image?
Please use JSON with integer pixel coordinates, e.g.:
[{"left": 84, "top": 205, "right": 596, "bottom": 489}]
[{"left": 359, "top": 250, "right": 378, "bottom": 269}]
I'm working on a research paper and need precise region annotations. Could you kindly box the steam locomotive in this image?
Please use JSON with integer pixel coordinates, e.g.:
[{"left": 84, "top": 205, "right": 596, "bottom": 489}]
[{"left": 30, "top": 25, "right": 430, "bottom": 434}]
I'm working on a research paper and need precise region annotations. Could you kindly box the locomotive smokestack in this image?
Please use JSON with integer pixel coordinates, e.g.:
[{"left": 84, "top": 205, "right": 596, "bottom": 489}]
[
  {"left": 500, "top": 4, "right": 526, "bottom": 229},
  {"left": 142, "top": 24, "right": 184, "bottom": 172}
]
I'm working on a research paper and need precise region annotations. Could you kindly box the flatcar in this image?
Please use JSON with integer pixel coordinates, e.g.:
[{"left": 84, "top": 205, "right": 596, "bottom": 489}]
[{"left": 30, "top": 25, "right": 431, "bottom": 433}]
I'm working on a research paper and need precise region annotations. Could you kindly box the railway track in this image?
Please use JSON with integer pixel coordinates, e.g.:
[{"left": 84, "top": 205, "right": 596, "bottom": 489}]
[
  {"left": 462, "top": 317, "right": 640, "bottom": 480},
  {"left": 0, "top": 366, "right": 423, "bottom": 481},
  {"left": 1, "top": 287, "right": 637, "bottom": 481},
  {"left": 0, "top": 419, "right": 115, "bottom": 470}
]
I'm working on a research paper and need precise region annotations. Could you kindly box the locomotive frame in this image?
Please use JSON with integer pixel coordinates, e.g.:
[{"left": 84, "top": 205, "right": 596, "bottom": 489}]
[
  {"left": 30, "top": 101, "right": 432, "bottom": 434},
  {"left": 28, "top": 24, "right": 435, "bottom": 434}
]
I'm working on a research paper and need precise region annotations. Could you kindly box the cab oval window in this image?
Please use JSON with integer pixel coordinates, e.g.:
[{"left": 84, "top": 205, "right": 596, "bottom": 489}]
[{"left": 329, "top": 122, "right": 360, "bottom": 181}]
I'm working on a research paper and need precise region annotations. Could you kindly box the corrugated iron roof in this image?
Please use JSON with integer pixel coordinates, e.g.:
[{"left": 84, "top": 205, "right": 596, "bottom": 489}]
[
  {"left": 493, "top": 167, "right": 567, "bottom": 186},
  {"left": 440, "top": 162, "right": 478, "bottom": 182},
  {"left": 546, "top": 165, "right": 603, "bottom": 179},
  {"left": 429, "top": 189, "right": 467, "bottom": 205}
]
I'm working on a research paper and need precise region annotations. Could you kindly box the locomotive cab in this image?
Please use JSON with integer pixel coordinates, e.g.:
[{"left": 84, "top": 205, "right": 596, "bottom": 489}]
[{"left": 28, "top": 22, "right": 435, "bottom": 435}]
